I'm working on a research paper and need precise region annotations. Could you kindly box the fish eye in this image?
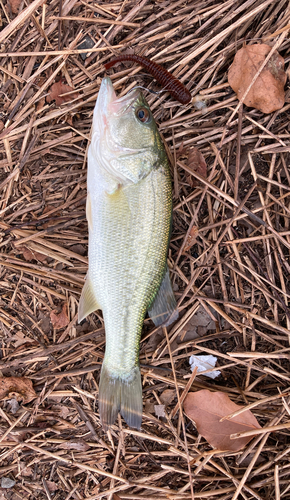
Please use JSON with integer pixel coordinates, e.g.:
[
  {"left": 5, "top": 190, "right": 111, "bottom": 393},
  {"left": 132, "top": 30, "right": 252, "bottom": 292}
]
[{"left": 136, "top": 107, "right": 151, "bottom": 123}]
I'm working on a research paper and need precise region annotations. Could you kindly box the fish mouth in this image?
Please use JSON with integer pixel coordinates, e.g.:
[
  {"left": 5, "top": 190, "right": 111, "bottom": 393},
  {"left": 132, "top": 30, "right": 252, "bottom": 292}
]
[
  {"left": 101, "top": 77, "right": 140, "bottom": 115},
  {"left": 97, "top": 77, "right": 117, "bottom": 111},
  {"left": 94, "top": 78, "right": 140, "bottom": 129}
]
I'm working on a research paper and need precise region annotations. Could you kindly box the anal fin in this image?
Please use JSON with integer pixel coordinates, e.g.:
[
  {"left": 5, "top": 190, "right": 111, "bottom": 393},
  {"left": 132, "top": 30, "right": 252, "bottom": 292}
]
[
  {"left": 148, "top": 266, "right": 179, "bottom": 327},
  {"left": 78, "top": 276, "right": 100, "bottom": 323}
]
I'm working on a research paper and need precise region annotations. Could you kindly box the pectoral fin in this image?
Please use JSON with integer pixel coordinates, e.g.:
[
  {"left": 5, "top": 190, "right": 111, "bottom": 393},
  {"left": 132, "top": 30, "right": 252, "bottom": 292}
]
[
  {"left": 78, "top": 277, "right": 100, "bottom": 323},
  {"left": 148, "top": 266, "right": 179, "bottom": 327}
]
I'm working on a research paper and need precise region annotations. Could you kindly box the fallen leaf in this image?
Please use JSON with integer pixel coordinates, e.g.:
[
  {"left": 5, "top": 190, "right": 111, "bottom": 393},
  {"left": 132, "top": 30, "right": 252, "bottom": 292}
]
[
  {"left": 228, "top": 44, "right": 286, "bottom": 113},
  {"left": 46, "top": 481, "right": 58, "bottom": 493},
  {"left": 62, "top": 439, "right": 90, "bottom": 451},
  {"left": 55, "top": 405, "right": 70, "bottom": 419},
  {"left": 7, "top": 331, "right": 33, "bottom": 348},
  {"left": 184, "top": 225, "right": 199, "bottom": 252},
  {"left": 154, "top": 404, "right": 166, "bottom": 418},
  {"left": 176, "top": 142, "right": 188, "bottom": 159},
  {"left": 50, "top": 303, "right": 69, "bottom": 330},
  {"left": 238, "top": 452, "right": 265, "bottom": 467},
  {"left": 187, "top": 147, "right": 207, "bottom": 182},
  {"left": 113, "top": 495, "right": 122, "bottom": 500},
  {"left": 184, "top": 389, "right": 261, "bottom": 451},
  {"left": 0, "top": 377, "right": 37, "bottom": 404},
  {"left": 36, "top": 97, "right": 46, "bottom": 112},
  {"left": 179, "top": 305, "right": 216, "bottom": 342},
  {"left": 69, "top": 244, "right": 86, "bottom": 256},
  {"left": 177, "top": 144, "right": 207, "bottom": 187},
  {"left": 0, "top": 120, "right": 4, "bottom": 132},
  {"left": 38, "top": 311, "right": 51, "bottom": 335},
  {"left": 46, "top": 78, "right": 80, "bottom": 106},
  {"left": 160, "top": 389, "right": 176, "bottom": 406},
  {"left": 65, "top": 113, "right": 73, "bottom": 126},
  {"left": 144, "top": 400, "right": 155, "bottom": 414},
  {"left": 17, "top": 245, "right": 47, "bottom": 263},
  {"left": 8, "top": 0, "right": 21, "bottom": 14},
  {"left": 18, "top": 462, "right": 33, "bottom": 477}
]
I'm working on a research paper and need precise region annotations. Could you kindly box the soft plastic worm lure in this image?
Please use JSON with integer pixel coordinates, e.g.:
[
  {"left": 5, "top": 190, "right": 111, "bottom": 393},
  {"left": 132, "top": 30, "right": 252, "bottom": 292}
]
[{"left": 104, "top": 54, "right": 191, "bottom": 105}]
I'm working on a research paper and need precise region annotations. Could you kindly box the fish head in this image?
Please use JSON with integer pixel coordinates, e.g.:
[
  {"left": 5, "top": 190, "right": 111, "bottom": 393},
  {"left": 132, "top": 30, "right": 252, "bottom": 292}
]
[{"left": 90, "top": 77, "right": 166, "bottom": 190}]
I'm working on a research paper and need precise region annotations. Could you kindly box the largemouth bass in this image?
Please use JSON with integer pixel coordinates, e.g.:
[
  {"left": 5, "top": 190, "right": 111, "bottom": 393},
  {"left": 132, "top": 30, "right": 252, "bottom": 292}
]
[{"left": 78, "top": 77, "right": 178, "bottom": 430}]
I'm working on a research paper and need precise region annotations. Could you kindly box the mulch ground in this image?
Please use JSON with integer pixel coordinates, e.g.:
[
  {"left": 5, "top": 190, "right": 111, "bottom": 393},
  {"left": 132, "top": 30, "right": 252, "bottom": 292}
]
[{"left": 1, "top": 0, "right": 290, "bottom": 499}]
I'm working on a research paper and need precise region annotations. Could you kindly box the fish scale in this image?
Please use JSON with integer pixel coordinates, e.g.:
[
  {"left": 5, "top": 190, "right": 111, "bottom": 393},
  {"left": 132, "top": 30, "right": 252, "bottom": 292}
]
[{"left": 78, "top": 77, "right": 178, "bottom": 429}]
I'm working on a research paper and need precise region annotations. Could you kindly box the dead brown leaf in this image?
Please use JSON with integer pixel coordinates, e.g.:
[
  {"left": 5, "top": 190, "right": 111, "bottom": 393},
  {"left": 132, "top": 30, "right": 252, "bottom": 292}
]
[
  {"left": 69, "top": 244, "right": 86, "bottom": 256},
  {"left": 46, "top": 78, "right": 80, "bottom": 106},
  {"left": 184, "top": 389, "right": 261, "bottom": 451},
  {"left": 36, "top": 97, "right": 46, "bottom": 112},
  {"left": 17, "top": 245, "right": 47, "bottom": 263},
  {"left": 37, "top": 311, "right": 51, "bottom": 335},
  {"left": 8, "top": 0, "right": 21, "bottom": 14},
  {"left": 8, "top": 331, "right": 33, "bottom": 348},
  {"left": 179, "top": 306, "right": 216, "bottom": 342},
  {"left": 177, "top": 144, "right": 207, "bottom": 187},
  {"left": 187, "top": 147, "right": 207, "bottom": 183},
  {"left": 18, "top": 463, "right": 33, "bottom": 477},
  {"left": 159, "top": 389, "right": 176, "bottom": 406},
  {"left": 55, "top": 405, "right": 70, "bottom": 419},
  {"left": 62, "top": 439, "right": 90, "bottom": 451},
  {"left": 176, "top": 142, "right": 187, "bottom": 159},
  {"left": 144, "top": 400, "right": 155, "bottom": 414},
  {"left": 228, "top": 44, "right": 286, "bottom": 113},
  {"left": 184, "top": 225, "right": 199, "bottom": 252},
  {"left": 46, "top": 481, "right": 58, "bottom": 493},
  {"left": 65, "top": 113, "right": 74, "bottom": 126},
  {"left": 0, "top": 377, "right": 36, "bottom": 404},
  {"left": 0, "top": 121, "right": 4, "bottom": 133},
  {"left": 50, "top": 303, "right": 69, "bottom": 330}
]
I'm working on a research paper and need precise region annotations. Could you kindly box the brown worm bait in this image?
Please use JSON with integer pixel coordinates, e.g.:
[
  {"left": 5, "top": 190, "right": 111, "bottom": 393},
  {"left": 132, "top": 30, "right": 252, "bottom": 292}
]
[{"left": 104, "top": 54, "right": 191, "bottom": 105}]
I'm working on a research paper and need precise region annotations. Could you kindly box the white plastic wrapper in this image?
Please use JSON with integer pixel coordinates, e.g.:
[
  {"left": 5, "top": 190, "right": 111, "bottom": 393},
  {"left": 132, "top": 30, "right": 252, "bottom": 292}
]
[{"left": 189, "top": 354, "right": 221, "bottom": 379}]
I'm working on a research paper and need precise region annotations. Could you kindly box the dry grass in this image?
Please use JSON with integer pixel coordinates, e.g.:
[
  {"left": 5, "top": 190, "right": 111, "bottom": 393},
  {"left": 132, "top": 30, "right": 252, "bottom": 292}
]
[{"left": 1, "top": 0, "right": 290, "bottom": 498}]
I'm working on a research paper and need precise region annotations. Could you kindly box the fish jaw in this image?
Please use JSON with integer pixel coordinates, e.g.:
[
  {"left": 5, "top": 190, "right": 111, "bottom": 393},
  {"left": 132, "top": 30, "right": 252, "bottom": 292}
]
[
  {"left": 92, "top": 77, "right": 116, "bottom": 136},
  {"left": 89, "top": 77, "right": 126, "bottom": 193},
  {"left": 92, "top": 77, "right": 139, "bottom": 138}
]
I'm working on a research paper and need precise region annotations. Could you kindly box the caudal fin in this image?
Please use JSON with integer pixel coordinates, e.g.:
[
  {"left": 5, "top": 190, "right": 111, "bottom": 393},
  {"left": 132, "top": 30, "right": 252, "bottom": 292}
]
[{"left": 98, "top": 364, "right": 142, "bottom": 430}]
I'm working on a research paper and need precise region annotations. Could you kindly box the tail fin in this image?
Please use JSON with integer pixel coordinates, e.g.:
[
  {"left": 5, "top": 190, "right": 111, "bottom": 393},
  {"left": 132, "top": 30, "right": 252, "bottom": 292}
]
[{"left": 98, "top": 364, "right": 142, "bottom": 430}]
